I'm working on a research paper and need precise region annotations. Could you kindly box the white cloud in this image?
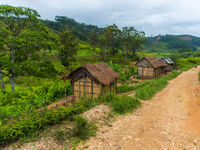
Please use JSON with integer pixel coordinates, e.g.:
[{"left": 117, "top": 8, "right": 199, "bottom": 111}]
[{"left": 1, "top": 0, "right": 200, "bottom": 36}]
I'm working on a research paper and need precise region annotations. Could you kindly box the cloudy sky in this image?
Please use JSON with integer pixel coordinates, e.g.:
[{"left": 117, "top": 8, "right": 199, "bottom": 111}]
[{"left": 1, "top": 0, "right": 200, "bottom": 36}]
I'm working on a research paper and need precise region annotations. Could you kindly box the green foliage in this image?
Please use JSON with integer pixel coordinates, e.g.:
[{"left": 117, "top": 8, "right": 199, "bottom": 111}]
[
  {"left": 111, "top": 96, "right": 141, "bottom": 114},
  {"left": 98, "top": 94, "right": 141, "bottom": 114},
  {"left": 45, "top": 16, "right": 102, "bottom": 41},
  {"left": 0, "top": 105, "right": 85, "bottom": 146},
  {"left": 134, "top": 71, "right": 180, "bottom": 100},
  {"left": 199, "top": 72, "right": 200, "bottom": 82},
  {"left": 89, "top": 28, "right": 98, "bottom": 51},
  {"left": 53, "top": 126, "right": 66, "bottom": 142},
  {"left": 59, "top": 30, "right": 78, "bottom": 69},
  {"left": 117, "top": 84, "right": 134, "bottom": 93},
  {"left": 0, "top": 5, "right": 59, "bottom": 92},
  {"left": 107, "top": 61, "right": 135, "bottom": 81},
  {"left": 107, "top": 61, "right": 120, "bottom": 73},
  {"left": 145, "top": 35, "right": 199, "bottom": 53},
  {"left": 72, "top": 116, "right": 96, "bottom": 140},
  {"left": 0, "top": 79, "right": 72, "bottom": 124},
  {"left": 175, "top": 57, "right": 200, "bottom": 71}
]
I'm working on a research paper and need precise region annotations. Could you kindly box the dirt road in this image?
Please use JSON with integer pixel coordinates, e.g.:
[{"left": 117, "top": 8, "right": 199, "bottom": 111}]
[{"left": 79, "top": 67, "right": 200, "bottom": 150}]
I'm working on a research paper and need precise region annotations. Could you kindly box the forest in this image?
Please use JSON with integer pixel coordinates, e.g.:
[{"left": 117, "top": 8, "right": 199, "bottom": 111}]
[{"left": 0, "top": 5, "right": 200, "bottom": 149}]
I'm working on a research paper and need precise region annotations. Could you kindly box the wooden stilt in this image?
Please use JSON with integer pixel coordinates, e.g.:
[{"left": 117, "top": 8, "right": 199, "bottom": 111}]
[{"left": 65, "top": 80, "right": 67, "bottom": 101}]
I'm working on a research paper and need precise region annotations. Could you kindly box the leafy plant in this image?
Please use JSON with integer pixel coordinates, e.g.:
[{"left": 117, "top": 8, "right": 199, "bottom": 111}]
[
  {"left": 53, "top": 126, "right": 66, "bottom": 142},
  {"left": 72, "top": 116, "right": 91, "bottom": 139}
]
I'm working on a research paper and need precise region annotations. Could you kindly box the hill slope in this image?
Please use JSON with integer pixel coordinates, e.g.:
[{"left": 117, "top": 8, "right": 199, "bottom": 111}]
[{"left": 145, "top": 34, "right": 200, "bottom": 53}]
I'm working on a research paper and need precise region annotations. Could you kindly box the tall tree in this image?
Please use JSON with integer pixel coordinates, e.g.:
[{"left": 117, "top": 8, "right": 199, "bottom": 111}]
[
  {"left": 0, "top": 5, "right": 58, "bottom": 92},
  {"left": 129, "top": 29, "right": 146, "bottom": 57},
  {"left": 0, "top": 5, "right": 40, "bottom": 92},
  {"left": 99, "top": 34, "right": 107, "bottom": 61},
  {"left": 0, "top": 55, "right": 6, "bottom": 94},
  {"left": 121, "top": 26, "right": 145, "bottom": 59},
  {"left": 102, "top": 24, "right": 120, "bottom": 56},
  {"left": 59, "top": 30, "right": 78, "bottom": 69},
  {"left": 89, "top": 28, "right": 98, "bottom": 52}
]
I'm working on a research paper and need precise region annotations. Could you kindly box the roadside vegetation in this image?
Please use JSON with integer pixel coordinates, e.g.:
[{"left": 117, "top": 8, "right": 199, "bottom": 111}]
[{"left": 199, "top": 71, "right": 200, "bottom": 81}]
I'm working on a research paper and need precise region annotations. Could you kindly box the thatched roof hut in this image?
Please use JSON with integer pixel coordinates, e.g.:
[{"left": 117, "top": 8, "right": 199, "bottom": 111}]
[
  {"left": 61, "top": 62, "right": 120, "bottom": 101},
  {"left": 160, "top": 58, "right": 174, "bottom": 72},
  {"left": 136, "top": 57, "right": 167, "bottom": 78}
]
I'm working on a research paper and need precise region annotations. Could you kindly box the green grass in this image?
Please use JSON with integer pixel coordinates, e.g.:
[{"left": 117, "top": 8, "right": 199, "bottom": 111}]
[
  {"left": 117, "top": 84, "right": 134, "bottom": 93},
  {"left": 199, "top": 72, "right": 200, "bottom": 81},
  {"left": 134, "top": 71, "right": 181, "bottom": 100},
  {"left": 77, "top": 43, "right": 100, "bottom": 57}
]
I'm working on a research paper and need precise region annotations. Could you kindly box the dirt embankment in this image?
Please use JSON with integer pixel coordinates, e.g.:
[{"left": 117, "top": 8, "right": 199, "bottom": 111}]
[{"left": 78, "top": 67, "right": 200, "bottom": 150}]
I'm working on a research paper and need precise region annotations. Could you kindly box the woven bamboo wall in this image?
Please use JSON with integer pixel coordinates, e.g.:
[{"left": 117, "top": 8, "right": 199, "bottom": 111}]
[
  {"left": 138, "top": 67, "right": 154, "bottom": 77},
  {"left": 73, "top": 76, "right": 102, "bottom": 101},
  {"left": 155, "top": 67, "right": 163, "bottom": 76}
]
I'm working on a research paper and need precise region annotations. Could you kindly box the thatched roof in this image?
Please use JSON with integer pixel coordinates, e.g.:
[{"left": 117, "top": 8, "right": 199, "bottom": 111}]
[
  {"left": 61, "top": 62, "right": 120, "bottom": 86},
  {"left": 136, "top": 57, "right": 167, "bottom": 68}
]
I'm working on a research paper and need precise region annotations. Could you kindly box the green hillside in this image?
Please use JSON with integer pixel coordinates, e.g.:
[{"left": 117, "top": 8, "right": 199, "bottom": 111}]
[{"left": 145, "top": 34, "right": 200, "bottom": 53}]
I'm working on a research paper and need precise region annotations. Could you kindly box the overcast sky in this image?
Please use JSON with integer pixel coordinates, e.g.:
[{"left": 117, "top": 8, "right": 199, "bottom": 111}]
[{"left": 1, "top": 0, "right": 200, "bottom": 36}]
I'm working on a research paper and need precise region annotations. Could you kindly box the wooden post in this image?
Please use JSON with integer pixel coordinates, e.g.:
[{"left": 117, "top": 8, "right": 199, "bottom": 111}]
[
  {"left": 79, "top": 80, "right": 80, "bottom": 99},
  {"left": 65, "top": 80, "right": 67, "bottom": 101},
  {"left": 83, "top": 76, "right": 85, "bottom": 97},
  {"left": 91, "top": 80, "right": 93, "bottom": 99}
]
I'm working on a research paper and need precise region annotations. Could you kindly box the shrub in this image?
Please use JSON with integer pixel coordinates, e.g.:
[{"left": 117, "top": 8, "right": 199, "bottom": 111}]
[
  {"left": 99, "top": 94, "right": 141, "bottom": 114},
  {"left": 0, "top": 79, "right": 72, "bottom": 124},
  {"left": 72, "top": 116, "right": 91, "bottom": 139},
  {"left": 0, "top": 105, "right": 85, "bottom": 146},
  {"left": 111, "top": 96, "right": 141, "bottom": 114},
  {"left": 53, "top": 126, "right": 66, "bottom": 142}
]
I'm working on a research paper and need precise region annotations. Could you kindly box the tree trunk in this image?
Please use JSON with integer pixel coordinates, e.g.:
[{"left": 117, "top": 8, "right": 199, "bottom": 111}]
[
  {"left": 112, "top": 46, "right": 115, "bottom": 56},
  {"left": 93, "top": 44, "right": 96, "bottom": 53},
  {"left": 121, "top": 47, "right": 124, "bottom": 55},
  {"left": 10, "top": 42, "right": 15, "bottom": 92},
  {"left": 132, "top": 48, "right": 136, "bottom": 57},
  {"left": 0, "top": 68, "right": 5, "bottom": 94},
  {"left": 125, "top": 48, "right": 128, "bottom": 59}
]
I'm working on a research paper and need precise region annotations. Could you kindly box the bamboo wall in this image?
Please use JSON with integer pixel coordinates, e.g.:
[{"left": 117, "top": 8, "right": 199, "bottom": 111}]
[
  {"left": 164, "top": 65, "right": 173, "bottom": 72},
  {"left": 138, "top": 67, "right": 154, "bottom": 77},
  {"left": 154, "top": 67, "right": 163, "bottom": 76},
  {"left": 73, "top": 76, "right": 116, "bottom": 101},
  {"left": 73, "top": 76, "right": 102, "bottom": 101}
]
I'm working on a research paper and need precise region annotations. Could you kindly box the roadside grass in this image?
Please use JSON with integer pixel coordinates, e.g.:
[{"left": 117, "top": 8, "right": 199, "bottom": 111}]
[
  {"left": 134, "top": 71, "right": 180, "bottom": 100},
  {"left": 117, "top": 84, "right": 134, "bottom": 93},
  {"left": 199, "top": 71, "right": 200, "bottom": 82}
]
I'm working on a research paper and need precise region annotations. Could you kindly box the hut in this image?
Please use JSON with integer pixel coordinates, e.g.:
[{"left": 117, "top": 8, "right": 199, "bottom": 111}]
[
  {"left": 160, "top": 58, "right": 174, "bottom": 72},
  {"left": 136, "top": 57, "right": 167, "bottom": 78},
  {"left": 61, "top": 62, "right": 120, "bottom": 101}
]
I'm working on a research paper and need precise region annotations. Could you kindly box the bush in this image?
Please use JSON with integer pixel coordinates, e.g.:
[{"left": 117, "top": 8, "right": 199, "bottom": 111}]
[
  {"left": 72, "top": 116, "right": 91, "bottom": 140},
  {"left": 53, "top": 126, "right": 66, "bottom": 142},
  {"left": 175, "top": 57, "right": 200, "bottom": 71},
  {"left": 0, "top": 105, "right": 85, "bottom": 146},
  {"left": 112, "top": 96, "right": 141, "bottom": 114},
  {"left": 0, "top": 79, "right": 72, "bottom": 124},
  {"left": 99, "top": 94, "right": 141, "bottom": 114}
]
